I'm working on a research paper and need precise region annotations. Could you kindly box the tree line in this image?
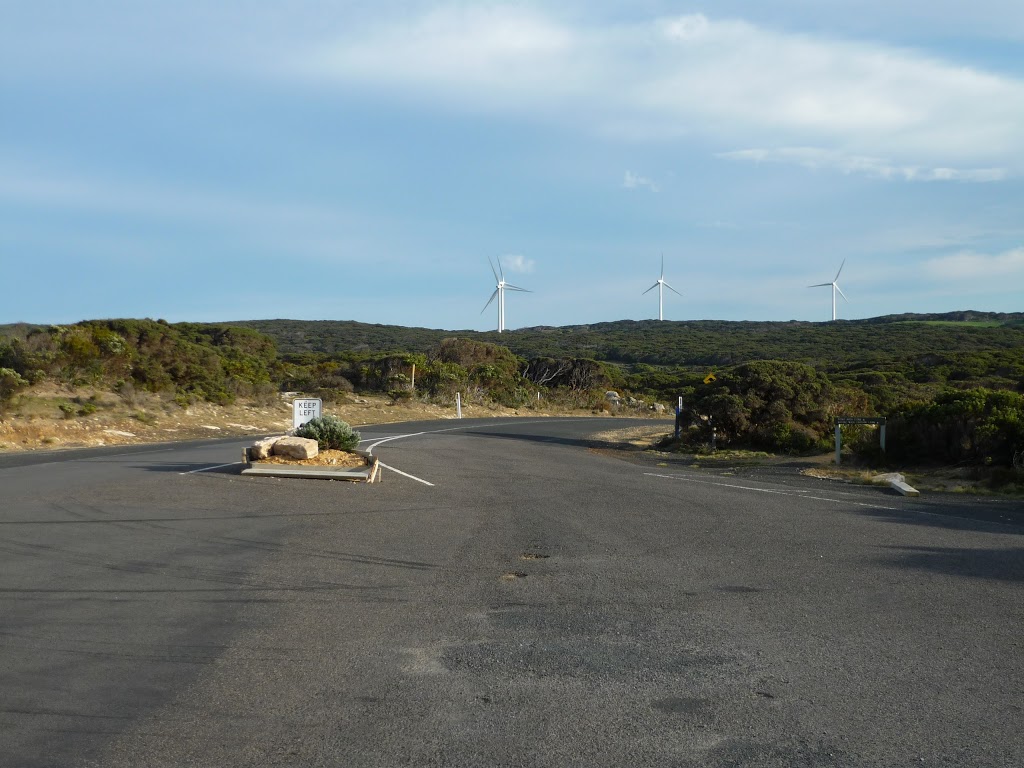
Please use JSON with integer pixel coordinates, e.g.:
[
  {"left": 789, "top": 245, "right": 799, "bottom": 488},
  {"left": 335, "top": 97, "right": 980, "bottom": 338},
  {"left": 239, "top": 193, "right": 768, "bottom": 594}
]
[{"left": 2, "top": 314, "right": 1023, "bottom": 467}]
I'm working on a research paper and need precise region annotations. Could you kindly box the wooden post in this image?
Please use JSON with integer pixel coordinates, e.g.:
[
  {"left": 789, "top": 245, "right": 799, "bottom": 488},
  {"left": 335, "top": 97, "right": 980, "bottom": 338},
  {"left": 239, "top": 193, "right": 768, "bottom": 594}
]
[
  {"left": 880, "top": 423, "right": 886, "bottom": 453},
  {"left": 835, "top": 423, "right": 842, "bottom": 465}
]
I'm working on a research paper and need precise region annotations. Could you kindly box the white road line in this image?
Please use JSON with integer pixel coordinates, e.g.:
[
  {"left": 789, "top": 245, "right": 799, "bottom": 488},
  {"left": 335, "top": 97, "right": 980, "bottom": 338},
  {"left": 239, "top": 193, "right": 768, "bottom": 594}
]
[
  {"left": 644, "top": 472, "right": 898, "bottom": 511},
  {"left": 363, "top": 418, "right": 592, "bottom": 454},
  {"left": 359, "top": 417, "right": 622, "bottom": 486},
  {"left": 365, "top": 432, "right": 429, "bottom": 452},
  {"left": 182, "top": 461, "right": 242, "bottom": 475},
  {"left": 377, "top": 462, "right": 435, "bottom": 486}
]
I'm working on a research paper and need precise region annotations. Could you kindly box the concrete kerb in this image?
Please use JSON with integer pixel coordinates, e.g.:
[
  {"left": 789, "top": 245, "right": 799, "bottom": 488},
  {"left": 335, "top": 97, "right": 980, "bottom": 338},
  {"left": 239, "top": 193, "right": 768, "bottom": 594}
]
[
  {"left": 241, "top": 447, "right": 380, "bottom": 483},
  {"left": 872, "top": 472, "right": 921, "bottom": 497}
]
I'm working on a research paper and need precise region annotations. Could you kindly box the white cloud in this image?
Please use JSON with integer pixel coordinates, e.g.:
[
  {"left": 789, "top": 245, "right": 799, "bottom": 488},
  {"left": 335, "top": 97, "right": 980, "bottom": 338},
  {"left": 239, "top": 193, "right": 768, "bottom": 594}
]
[
  {"left": 294, "top": 9, "right": 1024, "bottom": 173},
  {"left": 500, "top": 254, "right": 535, "bottom": 274},
  {"left": 719, "top": 148, "right": 1008, "bottom": 182},
  {"left": 926, "top": 246, "right": 1024, "bottom": 281},
  {"left": 301, "top": 6, "right": 574, "bottom": 103},
  {"left": 623, "top": 170, "right": 659, "bottom": 191}
]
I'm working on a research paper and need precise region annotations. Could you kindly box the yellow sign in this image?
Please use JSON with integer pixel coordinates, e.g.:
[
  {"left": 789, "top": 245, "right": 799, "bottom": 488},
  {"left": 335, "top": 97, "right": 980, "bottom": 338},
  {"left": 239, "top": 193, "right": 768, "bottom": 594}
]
[{"left": 703, "top": 373, "right": 717, "bottom": 384}]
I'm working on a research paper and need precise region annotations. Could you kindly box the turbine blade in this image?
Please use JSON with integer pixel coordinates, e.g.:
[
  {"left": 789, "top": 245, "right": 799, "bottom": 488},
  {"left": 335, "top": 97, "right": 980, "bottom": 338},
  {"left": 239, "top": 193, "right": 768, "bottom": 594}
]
[
  {"left": 661, "top": 253, "right": 665, "bottom": 279},
  {"left": 664, "top": 282, "right": 683, "bottom": 297},
  {"left": 808, "top": 282, "right": 831, "bottom": 288},
  {"left": 497, "top": 256, "right": 505, "bottom": 281},
  {"left": 836, "top": 284, "right": 850, "bottom": 302},
  {"left": 488, "top": 257, "right": 499, "bottom": 282},
  {"left": 834, "top": 258, "right": 845, "bottom": 282},
  {"left": 642, "top": 282, "right": 659, "bottom": 295},
  {"left": 481, "top": 289, "right": 499, "bottom": 313},
  {"left": 504, "top": 285, "right": 531, "bottom": 293}
]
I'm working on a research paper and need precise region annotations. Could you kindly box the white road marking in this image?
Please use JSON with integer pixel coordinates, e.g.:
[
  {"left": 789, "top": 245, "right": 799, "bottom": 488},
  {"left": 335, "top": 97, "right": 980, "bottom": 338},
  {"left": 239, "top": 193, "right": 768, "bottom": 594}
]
[
  {"left": 362, "top": 418, "right": 592, "bottom": 454},
  {"left": 359, "top": 419, "right": 595, "bottom": 485},
  {"left": 644, "top": 472, "right": 898, "bottom": 511},
  {"left": 182, "top": 461, "right": 243, "bottom": 475},
  {"left": 377, "top": 462, "right": 435, "bottom": 486}
]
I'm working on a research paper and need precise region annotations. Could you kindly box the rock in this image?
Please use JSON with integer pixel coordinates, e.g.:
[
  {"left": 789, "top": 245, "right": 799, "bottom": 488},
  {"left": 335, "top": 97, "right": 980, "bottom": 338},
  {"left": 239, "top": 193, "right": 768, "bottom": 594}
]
[
  {"left": 652, "top": 403, "right": 666, "bottom": 413},
  {"left": 251, "top": 436, "right": 282, "bottom": 460},
  {"left": 271, "top": 436, "right": 319, "bottom": 460}
]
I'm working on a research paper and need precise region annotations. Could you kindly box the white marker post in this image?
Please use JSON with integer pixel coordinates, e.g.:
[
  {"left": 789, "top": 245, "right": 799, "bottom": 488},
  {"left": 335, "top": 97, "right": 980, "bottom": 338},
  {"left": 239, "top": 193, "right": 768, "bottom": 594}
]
[
  {"left": 292, "top": 398, "right": 322, "bottom": 430},
  {"left": 456, "top": 392, "right": 463, "bottom": 419}
]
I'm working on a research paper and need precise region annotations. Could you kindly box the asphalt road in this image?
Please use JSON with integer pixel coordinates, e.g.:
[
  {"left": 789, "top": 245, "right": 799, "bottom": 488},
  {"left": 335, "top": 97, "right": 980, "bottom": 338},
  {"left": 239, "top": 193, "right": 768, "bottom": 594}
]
[{"left": 2, "top": 417, "right": 1022, "bottom": 767}]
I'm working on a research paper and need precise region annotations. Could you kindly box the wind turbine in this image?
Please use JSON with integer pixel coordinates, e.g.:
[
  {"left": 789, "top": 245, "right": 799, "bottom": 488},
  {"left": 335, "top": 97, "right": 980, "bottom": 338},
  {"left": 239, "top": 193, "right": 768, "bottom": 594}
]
[
  {"left": 809, "top": 259, "right": 849, "bottom": 321},
  {"left": 481, "top": 256, "right": 530, "bottom": 333},
  {"left": 642, "top": 254, "right": 681, "bottom": 321}
]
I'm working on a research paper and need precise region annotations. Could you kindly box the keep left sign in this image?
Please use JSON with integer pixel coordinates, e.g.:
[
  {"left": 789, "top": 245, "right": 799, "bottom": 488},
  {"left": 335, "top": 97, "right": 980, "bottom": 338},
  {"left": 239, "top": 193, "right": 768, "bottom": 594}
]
[{"left": 292, "top": 398, "right": 322, "bottom": 429}]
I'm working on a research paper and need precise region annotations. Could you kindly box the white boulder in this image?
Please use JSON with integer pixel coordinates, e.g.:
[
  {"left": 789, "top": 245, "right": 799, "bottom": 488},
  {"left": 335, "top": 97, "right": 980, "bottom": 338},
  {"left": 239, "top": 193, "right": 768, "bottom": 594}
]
[
  {"left": 251, "top": 436, "right": 281, "bottom": 460},
  {"left": 272, "top": 436, "right": 319, "bottom": 460}
]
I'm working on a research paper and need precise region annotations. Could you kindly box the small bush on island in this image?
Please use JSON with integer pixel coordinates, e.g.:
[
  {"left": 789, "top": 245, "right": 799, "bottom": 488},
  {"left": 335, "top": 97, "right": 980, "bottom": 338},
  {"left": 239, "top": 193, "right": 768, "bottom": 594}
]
[{"left": 296, "top": 415, "right": 361, "bottom": 451}]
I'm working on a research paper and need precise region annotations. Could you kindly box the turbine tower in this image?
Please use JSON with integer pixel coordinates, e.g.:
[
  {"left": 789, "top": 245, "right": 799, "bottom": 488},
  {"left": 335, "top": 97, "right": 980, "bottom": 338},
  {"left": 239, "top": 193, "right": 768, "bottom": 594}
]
[
  {"left": 481, "top": 256, "right": 530, "bottom": 333},
  {"left": 809, "top": 259, "right": 849, "bottom": 321},
  {"left": 642, "top": 254, "right": 681, "bottom": 321}
]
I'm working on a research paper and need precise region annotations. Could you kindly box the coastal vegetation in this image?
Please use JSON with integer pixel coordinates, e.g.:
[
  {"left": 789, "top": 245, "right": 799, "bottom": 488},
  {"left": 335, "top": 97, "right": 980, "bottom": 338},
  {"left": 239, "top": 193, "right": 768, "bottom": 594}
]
[{"left": 2, "top": 311, "right": 1023, "bottom": 468}]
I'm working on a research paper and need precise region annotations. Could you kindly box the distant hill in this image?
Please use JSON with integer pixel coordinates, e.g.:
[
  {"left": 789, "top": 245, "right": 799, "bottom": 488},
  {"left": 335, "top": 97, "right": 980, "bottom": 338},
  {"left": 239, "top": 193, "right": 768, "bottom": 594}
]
[{"left": 225, "top": 312, "right": 1024, "bottom": 371}]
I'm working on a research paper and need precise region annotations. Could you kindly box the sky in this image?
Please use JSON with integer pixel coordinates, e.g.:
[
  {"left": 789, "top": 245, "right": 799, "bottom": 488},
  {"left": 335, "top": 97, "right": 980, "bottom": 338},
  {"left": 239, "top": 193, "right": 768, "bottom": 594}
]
[{"left": 2, "top": 1, "right": 1023, "bottom": 330}]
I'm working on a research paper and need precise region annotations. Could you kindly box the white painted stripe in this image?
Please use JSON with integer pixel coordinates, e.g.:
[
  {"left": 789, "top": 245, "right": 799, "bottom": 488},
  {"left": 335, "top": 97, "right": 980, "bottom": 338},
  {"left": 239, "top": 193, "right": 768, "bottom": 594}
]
[
  {"left": 377, "top": 462, "right": 435, "bottom": 486},
  {"left": 363, "top": 418, "right": 594, "bottom": 454},
  {"left": 182, "top": 461, "right": 242, "bottom": 475},
  {"left": 643, "top": 472, "right": 898, "bottom": 511},
  {"left": 365, "top": 432, "right": 428, "bottom": 453},
  {"left": 361, "top": 417, "right": 629, "bottom": 488}
]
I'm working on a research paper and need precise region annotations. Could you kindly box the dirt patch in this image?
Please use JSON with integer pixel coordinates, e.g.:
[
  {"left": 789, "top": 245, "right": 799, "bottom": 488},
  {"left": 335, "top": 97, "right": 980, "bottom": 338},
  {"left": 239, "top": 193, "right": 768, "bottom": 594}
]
[
  {"left": 0, "top": 383, "right": 644, "bottom": 453},
  {"left": 587, "top": 424, "right": 672, "bottom": 449},
  {"left": 255, "top": 449, "right": 368, "bottom": 468}
]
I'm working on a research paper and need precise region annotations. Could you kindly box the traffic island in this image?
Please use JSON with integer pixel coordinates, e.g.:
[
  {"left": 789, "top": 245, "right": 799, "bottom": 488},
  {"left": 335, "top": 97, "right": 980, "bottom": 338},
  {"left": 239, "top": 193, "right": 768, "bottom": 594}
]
[{"left": 240, "top": 439, "right": 380, "bottom": 483}]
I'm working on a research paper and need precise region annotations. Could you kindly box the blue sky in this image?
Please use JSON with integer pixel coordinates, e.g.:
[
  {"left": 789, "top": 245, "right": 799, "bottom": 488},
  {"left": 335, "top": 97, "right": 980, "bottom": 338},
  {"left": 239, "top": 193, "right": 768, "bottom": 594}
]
[{"left": 2, "top": 1, "right": 1023, "bottom": 330}]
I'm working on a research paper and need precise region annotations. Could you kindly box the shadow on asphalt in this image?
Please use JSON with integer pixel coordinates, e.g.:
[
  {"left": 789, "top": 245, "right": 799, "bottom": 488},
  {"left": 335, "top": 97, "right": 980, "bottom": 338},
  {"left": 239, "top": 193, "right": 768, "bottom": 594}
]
[
  {"left": 462, "top": 429, "right": 622, "bottom": 451},
  {"left": 128, "top": 461, "right": 245, "bottom": 475},
  {"left": 855, "top": 500, "right": 1024, "bottom": 534},
  {"left": 877, "top": 545, "right": 1024, "bottom": 583}
]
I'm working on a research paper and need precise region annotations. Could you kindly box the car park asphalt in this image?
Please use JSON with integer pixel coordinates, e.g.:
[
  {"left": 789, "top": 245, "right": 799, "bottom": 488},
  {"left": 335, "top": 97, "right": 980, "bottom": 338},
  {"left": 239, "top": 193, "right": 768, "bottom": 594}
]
[{"left": 1, "top": 417, "right": 1022, "bottom": 767}]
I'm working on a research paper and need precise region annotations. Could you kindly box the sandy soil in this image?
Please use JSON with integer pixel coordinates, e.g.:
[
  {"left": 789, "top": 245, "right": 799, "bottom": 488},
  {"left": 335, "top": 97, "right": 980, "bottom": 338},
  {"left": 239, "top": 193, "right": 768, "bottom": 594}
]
[
  {"left": 0, "top": 384, "right": 656, "bottom": 453},
  {"left": 255, "top": 449, "right": 369, "bottom": 468}
]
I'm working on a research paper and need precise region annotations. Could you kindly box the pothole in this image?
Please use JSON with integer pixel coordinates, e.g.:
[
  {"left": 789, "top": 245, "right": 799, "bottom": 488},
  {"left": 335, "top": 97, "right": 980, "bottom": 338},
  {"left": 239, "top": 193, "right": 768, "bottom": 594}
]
[
  {"left": 500, "top": 571, "right": 528, "bottom": 581},
  {"left": 519, "top": 553, "right": 550, "bottom": 561}
]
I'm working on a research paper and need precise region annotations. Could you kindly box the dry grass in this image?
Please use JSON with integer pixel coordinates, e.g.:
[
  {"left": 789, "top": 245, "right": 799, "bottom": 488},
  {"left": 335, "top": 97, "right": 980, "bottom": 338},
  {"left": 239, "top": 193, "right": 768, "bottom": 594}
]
[
  {"left": 588, "top": 425, "right": 671, "bottom": 449},
  {"left": 0, "top": 383, "right": 647, "bottom": 453}
]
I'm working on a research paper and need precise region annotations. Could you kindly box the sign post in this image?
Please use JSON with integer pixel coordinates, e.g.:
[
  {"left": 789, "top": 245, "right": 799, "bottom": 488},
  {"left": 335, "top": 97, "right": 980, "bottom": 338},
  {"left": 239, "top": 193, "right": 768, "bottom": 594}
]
[
  {"left": 834, "top": 416, "right": 887, "bottom": 466},
  {"left": 292, "top": 398, "right": 322, "bottom": 430}
]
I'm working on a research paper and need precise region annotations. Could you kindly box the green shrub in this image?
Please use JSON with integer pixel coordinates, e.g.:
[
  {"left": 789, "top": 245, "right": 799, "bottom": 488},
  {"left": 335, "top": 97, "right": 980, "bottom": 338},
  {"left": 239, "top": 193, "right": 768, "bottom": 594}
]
[
  {"left": 0, "top": 367, "right": 29, "bottom": 420},
  {"left": 388, "top": 389, "right": 413, "bottom": 404},
  {"left": 132, "top": 410, "right": 157, "bottom": 425},
  {"left": 295, "top": 415, "right": 361, "bottom": 451}
]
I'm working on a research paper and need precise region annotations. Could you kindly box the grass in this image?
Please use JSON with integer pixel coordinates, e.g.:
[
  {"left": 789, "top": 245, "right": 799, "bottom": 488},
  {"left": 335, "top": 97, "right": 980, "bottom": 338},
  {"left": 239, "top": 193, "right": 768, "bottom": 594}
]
[
  {"left": 131, "top": 410, "right": 158, "bottom": 426},
  {"left": 804, "top": 464, "right": 1024, "bottom": 497}
]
